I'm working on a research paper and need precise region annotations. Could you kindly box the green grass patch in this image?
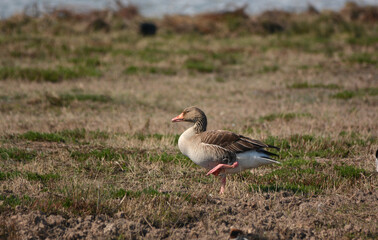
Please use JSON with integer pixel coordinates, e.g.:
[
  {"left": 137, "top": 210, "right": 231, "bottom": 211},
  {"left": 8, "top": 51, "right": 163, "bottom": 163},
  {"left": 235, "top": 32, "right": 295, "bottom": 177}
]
[
  {"left": 332, "top": 90, "right": 356, "bottom": 100},
  {"left": 25, "top": 172, "right": 61, "bottom": 183},
  {"left": 0, "top": 147, "right": 37, "bottom": 162},
  {"left": 249, "top": 166, "right": 329, "bottom": 194},
  {"left": 141, "top": 186, "right": 161, "bottom": 196},
  {"left": 124, "top": 66, "right": 138, "bottom": 74},
  {"left": 249, "top": 157, "right": 370, "bottom": 194},
  {"left": 215, "top": 77, "right": 226, "bottom": 83},
  {"left": 20, "top": 131, "right": 65, "bottom": 142},
  {"left": 259, "top": 65, "right": 279, "bottom": 73},
  {"left": 62, "top": 197, "right": 73, "bottom": 208},
  {"left": 126, "top": 133, "right": 180, "bottom": 145},
  {"left": 0, "top": 95, "right": 9, "bottom": 101},
  {"left": 264, "top": 135, "right": 291, "bottom": 150},
  {"left": 0, "top": 194, "right": 32, "bottom": 208},
  {"left": 173, "top": 134, "right": 180, "bottom": 145},
  {"left": 59, "top": 128, "right": 87, "bottom": 139},
  {"left": 282, "top": 158, "right": 320, "bottom": 168},
  {"left": 347, "top": 35, "right": 378, "bottom": 46},
  {"left": 332, "top": 88, "right": 378, "bottom": 100},
  {"left": 17, "top": 129, "right": 108, "bottom": 143},
  {"left": 266, "top": 35, "right": 339, "bottom": 55},
  {"left": 104, "top": 188, "right": 200, "bottom": 228},
  {"left": 264, "top": 133, "right": 375, "bottom": 159},
  {"left": 0, "top": 195, "right": 21, "bottom": 207},
  {"left": 46, "top": 91, "right": 113, "bottom": 106},
  {"left": 123, "top": 66, "right": 176, "bottom": 75},
  {"left": 209, "top": 51, "right": 240, "bottom": 65},
  {"left": 250, "top": 183, "right": 320, "bottom": 194},
  {"left": 111, "top": 188, "right": 130, "bottom": 199},
  {"left": 8, "top": 40, "right": 72, "bottom": 59},
  {"left": 138, "top": 48, "right": 170, "bottom": 63},
  {"left": 346, "top": 53, "right": 377, "bottom": 65},
  {"left": 184, "top": 58, "right": 217, "bottom": 73},
  {"left": 133, "top": 133, "right": 164, "bottom": 141},
  {"left": 70, "top": 147, "right": 187, "bottom": 165},
  {"left": 148, "top": 152, "right": 193, "bottom": 166},
  {"left": 114, "top": 47, "right": 172, "bottom": 63},
  {"left": 296, "top": 64, "right": 324, "bottom": 71},
  {"left": 259, "top": 112, "right": 312, "bottom": 122},
  {"left": 69, "top": 57, "right": 101, "bottom": 67},
  {"left": 289, "top": 82, "right": 340, "bottom": 89},
  {"left": 0, "top": 170, "right": 22, "bottom": 180},
  {"left": 70, "top": 148, "right": 125, "bottom": 161},
  {"left": 334, "top": 165, "right": 367, "bottom": 179},
  {"left": 59, "top": 93, "right": 113, "bottom": 103},
  {"left": 111, "top": 187, "right": 165, "bottom": 199},
  {"left": 0, "top": 94, "right": 25, "bottom": 102},
  {"left": 0, "top": 66, "right": 101, "bottom": 82},
  {"left": 89, "top": 130, "right": 110, "bottom": 139},
  {"left": 363, "top": 88, "right": 378, "bottom": 96},
  {"left": 75, "top": 45, "right": 112, "bottom": 55}
]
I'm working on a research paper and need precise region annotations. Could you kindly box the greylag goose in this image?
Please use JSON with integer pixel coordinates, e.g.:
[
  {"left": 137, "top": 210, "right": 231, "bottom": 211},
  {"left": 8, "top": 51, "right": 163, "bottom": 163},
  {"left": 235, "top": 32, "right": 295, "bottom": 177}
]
[{"left": 172, "top": 107, "right": 280, "bottom": 194}]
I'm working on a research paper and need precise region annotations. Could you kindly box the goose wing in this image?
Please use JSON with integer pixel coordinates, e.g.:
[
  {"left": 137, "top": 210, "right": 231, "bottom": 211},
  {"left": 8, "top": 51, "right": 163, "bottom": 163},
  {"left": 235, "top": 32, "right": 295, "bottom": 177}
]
[{"left": 200, "top": 130, "right": 278, "bottom": 157}]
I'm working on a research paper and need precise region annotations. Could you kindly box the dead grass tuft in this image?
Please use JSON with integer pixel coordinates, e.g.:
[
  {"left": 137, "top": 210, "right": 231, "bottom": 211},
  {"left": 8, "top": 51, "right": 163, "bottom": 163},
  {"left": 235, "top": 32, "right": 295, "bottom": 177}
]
[
  {"left": 114, "top": 1, "right": 140, "bottom": 20},
  {"left": 0, "top": 218, "right": 20, "bottom": 240},
  {"left": 340, "top": 2, "right": 378, "bottom": 23}
]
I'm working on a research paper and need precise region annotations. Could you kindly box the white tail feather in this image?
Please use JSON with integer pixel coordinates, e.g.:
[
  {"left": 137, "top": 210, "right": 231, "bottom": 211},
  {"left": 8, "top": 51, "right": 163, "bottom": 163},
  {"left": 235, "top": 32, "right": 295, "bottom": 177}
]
[{"left": 224, "top": 151, "right": 280, "bottom": 174}]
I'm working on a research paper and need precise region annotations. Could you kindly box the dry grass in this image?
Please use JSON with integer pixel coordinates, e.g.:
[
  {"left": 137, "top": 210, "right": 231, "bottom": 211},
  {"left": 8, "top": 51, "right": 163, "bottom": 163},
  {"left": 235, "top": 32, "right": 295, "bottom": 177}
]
[{"left": 0, "top": 3, "right": 377, "bottom": 239}]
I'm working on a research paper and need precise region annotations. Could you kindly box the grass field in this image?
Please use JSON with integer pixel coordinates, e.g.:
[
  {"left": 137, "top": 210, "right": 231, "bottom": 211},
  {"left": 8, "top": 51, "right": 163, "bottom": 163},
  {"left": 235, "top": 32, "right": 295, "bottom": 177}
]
[{"left": 0, "top": 3, "right": 377, "bottom": 239}]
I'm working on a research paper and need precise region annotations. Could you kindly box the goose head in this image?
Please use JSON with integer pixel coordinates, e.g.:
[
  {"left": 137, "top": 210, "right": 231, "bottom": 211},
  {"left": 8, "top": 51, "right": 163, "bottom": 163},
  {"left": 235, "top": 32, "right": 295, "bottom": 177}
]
[{"left": 171, "top": 107, "right": 206, "bottom": 123}]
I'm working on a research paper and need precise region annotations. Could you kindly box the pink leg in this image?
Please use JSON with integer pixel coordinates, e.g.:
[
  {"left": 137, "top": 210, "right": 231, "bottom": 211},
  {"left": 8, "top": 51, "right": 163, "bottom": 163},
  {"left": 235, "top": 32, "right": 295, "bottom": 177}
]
[
  {"left": 220, "top": 176, "right": 226, "bottom": 194},
  {"left": 206, "top": 162, "right": 239, "bottom": 176}
]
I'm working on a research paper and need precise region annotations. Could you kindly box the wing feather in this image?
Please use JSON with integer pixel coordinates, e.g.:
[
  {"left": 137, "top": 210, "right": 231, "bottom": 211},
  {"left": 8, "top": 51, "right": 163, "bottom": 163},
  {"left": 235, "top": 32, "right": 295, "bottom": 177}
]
[
  {"left": 200, "top": 130, "right": 278, "bottom": 153},
  {"left": 201, "top": 142, "right": 237, "bottom": 165}
]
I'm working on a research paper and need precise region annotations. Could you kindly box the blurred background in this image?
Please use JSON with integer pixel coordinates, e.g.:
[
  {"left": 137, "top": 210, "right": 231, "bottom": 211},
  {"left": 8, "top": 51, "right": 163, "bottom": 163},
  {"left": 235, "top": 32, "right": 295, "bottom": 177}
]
[{"left": 1, "top": 0, "right": 378, "bottom": 18}]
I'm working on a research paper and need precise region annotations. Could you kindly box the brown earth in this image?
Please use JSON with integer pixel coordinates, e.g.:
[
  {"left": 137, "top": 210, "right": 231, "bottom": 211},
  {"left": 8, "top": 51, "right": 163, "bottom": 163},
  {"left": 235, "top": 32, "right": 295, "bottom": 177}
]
[{"left": 2, "top": 190, "right": 377, "bottom": 239}]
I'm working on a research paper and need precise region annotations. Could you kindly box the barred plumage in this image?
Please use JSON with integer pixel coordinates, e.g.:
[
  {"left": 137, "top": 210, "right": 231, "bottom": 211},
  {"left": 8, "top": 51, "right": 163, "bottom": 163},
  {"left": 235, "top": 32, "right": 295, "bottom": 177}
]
[{"left": 172, "top": 106, "right": 280, "bottom": 194}]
